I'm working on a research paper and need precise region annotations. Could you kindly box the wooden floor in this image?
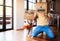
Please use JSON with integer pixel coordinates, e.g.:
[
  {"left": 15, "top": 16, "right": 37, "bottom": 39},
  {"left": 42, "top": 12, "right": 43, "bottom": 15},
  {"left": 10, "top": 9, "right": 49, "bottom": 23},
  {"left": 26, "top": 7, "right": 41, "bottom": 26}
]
[{"left": 0, "top": 26, "right": 60, "bottom": 41}]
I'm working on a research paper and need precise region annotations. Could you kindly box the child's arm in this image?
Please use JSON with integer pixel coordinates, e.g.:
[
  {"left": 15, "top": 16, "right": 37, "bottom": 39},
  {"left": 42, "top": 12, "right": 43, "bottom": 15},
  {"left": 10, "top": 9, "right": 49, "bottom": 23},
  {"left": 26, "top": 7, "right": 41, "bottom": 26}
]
[
  {"left": 48, "top": 13, "right": 53, "bottom": 22},
  {"left": 33, "top": 14, "right": 38, "bottom": 21}
]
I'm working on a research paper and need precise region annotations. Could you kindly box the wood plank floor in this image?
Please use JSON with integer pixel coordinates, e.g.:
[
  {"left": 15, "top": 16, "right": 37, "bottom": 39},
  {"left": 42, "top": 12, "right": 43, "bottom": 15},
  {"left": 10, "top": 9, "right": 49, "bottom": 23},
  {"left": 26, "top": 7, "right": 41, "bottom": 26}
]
[{"left": 0, "top": 26, "right": 60, "bottom": 41}]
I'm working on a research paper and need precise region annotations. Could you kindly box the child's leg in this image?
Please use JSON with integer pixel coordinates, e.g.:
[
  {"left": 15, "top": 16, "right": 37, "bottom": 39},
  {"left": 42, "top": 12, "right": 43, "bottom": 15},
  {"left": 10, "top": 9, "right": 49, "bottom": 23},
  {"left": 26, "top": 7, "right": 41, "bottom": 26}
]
[
  {"left": 43, "top": 26, "right": 55, "bottom": 39},
  {"left": 28, "top": 28, "right": 32, "bottom": 36},
  {"left": 23, "top": 29, "right": 28, "bottom": 41},
  {"left": 32, "top": 26, "right": 43, "bottom": 37}
]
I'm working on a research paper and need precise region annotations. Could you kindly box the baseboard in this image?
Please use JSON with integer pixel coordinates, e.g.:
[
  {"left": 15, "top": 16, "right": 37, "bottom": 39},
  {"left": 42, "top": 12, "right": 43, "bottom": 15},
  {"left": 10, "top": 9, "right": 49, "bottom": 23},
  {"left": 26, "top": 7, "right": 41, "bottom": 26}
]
[{"left": 16, "top": 29, "right": 24, "bottom": 31}]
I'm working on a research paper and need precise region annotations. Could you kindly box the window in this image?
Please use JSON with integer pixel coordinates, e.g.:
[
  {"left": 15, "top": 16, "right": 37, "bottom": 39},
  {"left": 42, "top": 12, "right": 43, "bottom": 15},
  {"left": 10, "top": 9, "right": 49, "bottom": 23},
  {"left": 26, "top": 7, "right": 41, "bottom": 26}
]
[
  {"left": 5, "top": 0, "right": 12, "bottom": 17},
  {"left": 24, "top": 0, "right": 36, "bottom": 10},
  {"left": 6, "top": 7, "right": 12, "bottom": 17},
  {"left": 24, "top": 0, "right": 27, "bottom": 9},
  {"left": 5, "top": 0, "right": 13, "bottom": 29},
  {"left": 0, "top": 0, "right": 3, "bottom": 5},
  {"left": 29, "top": 2, "right": 33, "bottom": 9},
  {"left": 0, "top": 6, "right": 3, "bottom": 17},
  {"left": 6, "top": 0, "right": 12, "bottom": 6},
  {"left": 29, "top": 0, "right": 36, "bottom": 10},
  {"left": 0, "top": 0, "right": 3, "bottom": 17},
  {"left": 33, "top": 4, "right": 36, "bottom": 10},
  {"left": 0, "top": 0, "right": 13, "bottom": 31}
]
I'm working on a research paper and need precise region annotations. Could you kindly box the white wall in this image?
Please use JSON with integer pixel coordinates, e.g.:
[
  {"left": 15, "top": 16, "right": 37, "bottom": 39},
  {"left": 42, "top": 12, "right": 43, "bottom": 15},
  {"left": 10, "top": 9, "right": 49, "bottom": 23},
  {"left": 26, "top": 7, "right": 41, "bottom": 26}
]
[
  {"left": 16, "top": 0, "right": 24, "bottom": 29},
  {"left": 14, "top": 0, "right": 16, "bottom": 29}
]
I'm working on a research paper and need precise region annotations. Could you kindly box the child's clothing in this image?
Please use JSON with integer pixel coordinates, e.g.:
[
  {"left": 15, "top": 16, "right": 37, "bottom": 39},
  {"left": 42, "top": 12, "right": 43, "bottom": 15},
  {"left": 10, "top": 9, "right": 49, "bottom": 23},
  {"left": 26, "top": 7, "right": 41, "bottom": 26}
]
[
  {"left": 37, "top": 13, "right": 49, "bottom": 26},
  {"left": 32, "top": 25, "right": 54, "bottom": 39},
  {"left": 32, "top": 13, "right": 55, "bottom": 39}
]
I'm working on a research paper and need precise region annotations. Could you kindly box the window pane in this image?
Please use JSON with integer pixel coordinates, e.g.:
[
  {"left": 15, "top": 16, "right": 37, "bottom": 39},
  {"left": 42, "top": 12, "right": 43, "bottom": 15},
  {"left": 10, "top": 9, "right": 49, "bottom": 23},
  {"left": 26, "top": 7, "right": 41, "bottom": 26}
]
[
  {"left": 0, "top": 6, "right": 3, "bottom": 17},
  {"left": 6, "top": 17, "right": 12, "bottom": 29},
  {"left": 29, "top": 0, "right": 33, "bottom": 2},
  {"left": 24, "top": 1, "right": 27, "bottom": 9},
  {"left": 33, "top": 0, "right": 36, "bottom": 3},
  {"left": 29, "top": 0, "right": 36, "bottom": 3},
  {"left": 0, "top": 6, "right": 3, "bottom": 29},
  {"left": 6, "top": 7, "right": 12, "bottom": 17},
  {"left": 29, "top": 2, "right": 33, "bottom": 10},
  {"left": 6, "top": 0, "right": 12, "bottom": 6},
  {"left": 0, "top": 0, "right": 3, "bottom": 5},
  {"left": 33, "top": 4, "right": 36, "bottom": 10}
]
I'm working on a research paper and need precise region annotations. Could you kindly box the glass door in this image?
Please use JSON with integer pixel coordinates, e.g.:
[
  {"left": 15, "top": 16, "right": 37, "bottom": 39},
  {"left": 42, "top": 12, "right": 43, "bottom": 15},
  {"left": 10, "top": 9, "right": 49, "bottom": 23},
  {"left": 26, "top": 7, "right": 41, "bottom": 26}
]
[{"left": 0, "top": 0, "right": 13, "bottom": 31}]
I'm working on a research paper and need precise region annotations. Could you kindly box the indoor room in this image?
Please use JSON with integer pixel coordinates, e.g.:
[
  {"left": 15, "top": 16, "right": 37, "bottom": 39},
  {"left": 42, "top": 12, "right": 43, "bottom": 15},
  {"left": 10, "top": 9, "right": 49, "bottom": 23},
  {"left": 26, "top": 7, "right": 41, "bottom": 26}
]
[{"left": 0, "top": 0, "right": 60, "bottom": 41}]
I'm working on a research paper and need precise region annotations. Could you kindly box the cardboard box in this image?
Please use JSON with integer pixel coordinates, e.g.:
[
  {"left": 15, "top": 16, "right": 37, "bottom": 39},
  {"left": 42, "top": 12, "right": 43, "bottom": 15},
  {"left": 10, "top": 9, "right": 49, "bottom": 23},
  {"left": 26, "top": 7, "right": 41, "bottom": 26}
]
[{"left": 36, "top": 2, "right": 47, "bottom": 14}]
